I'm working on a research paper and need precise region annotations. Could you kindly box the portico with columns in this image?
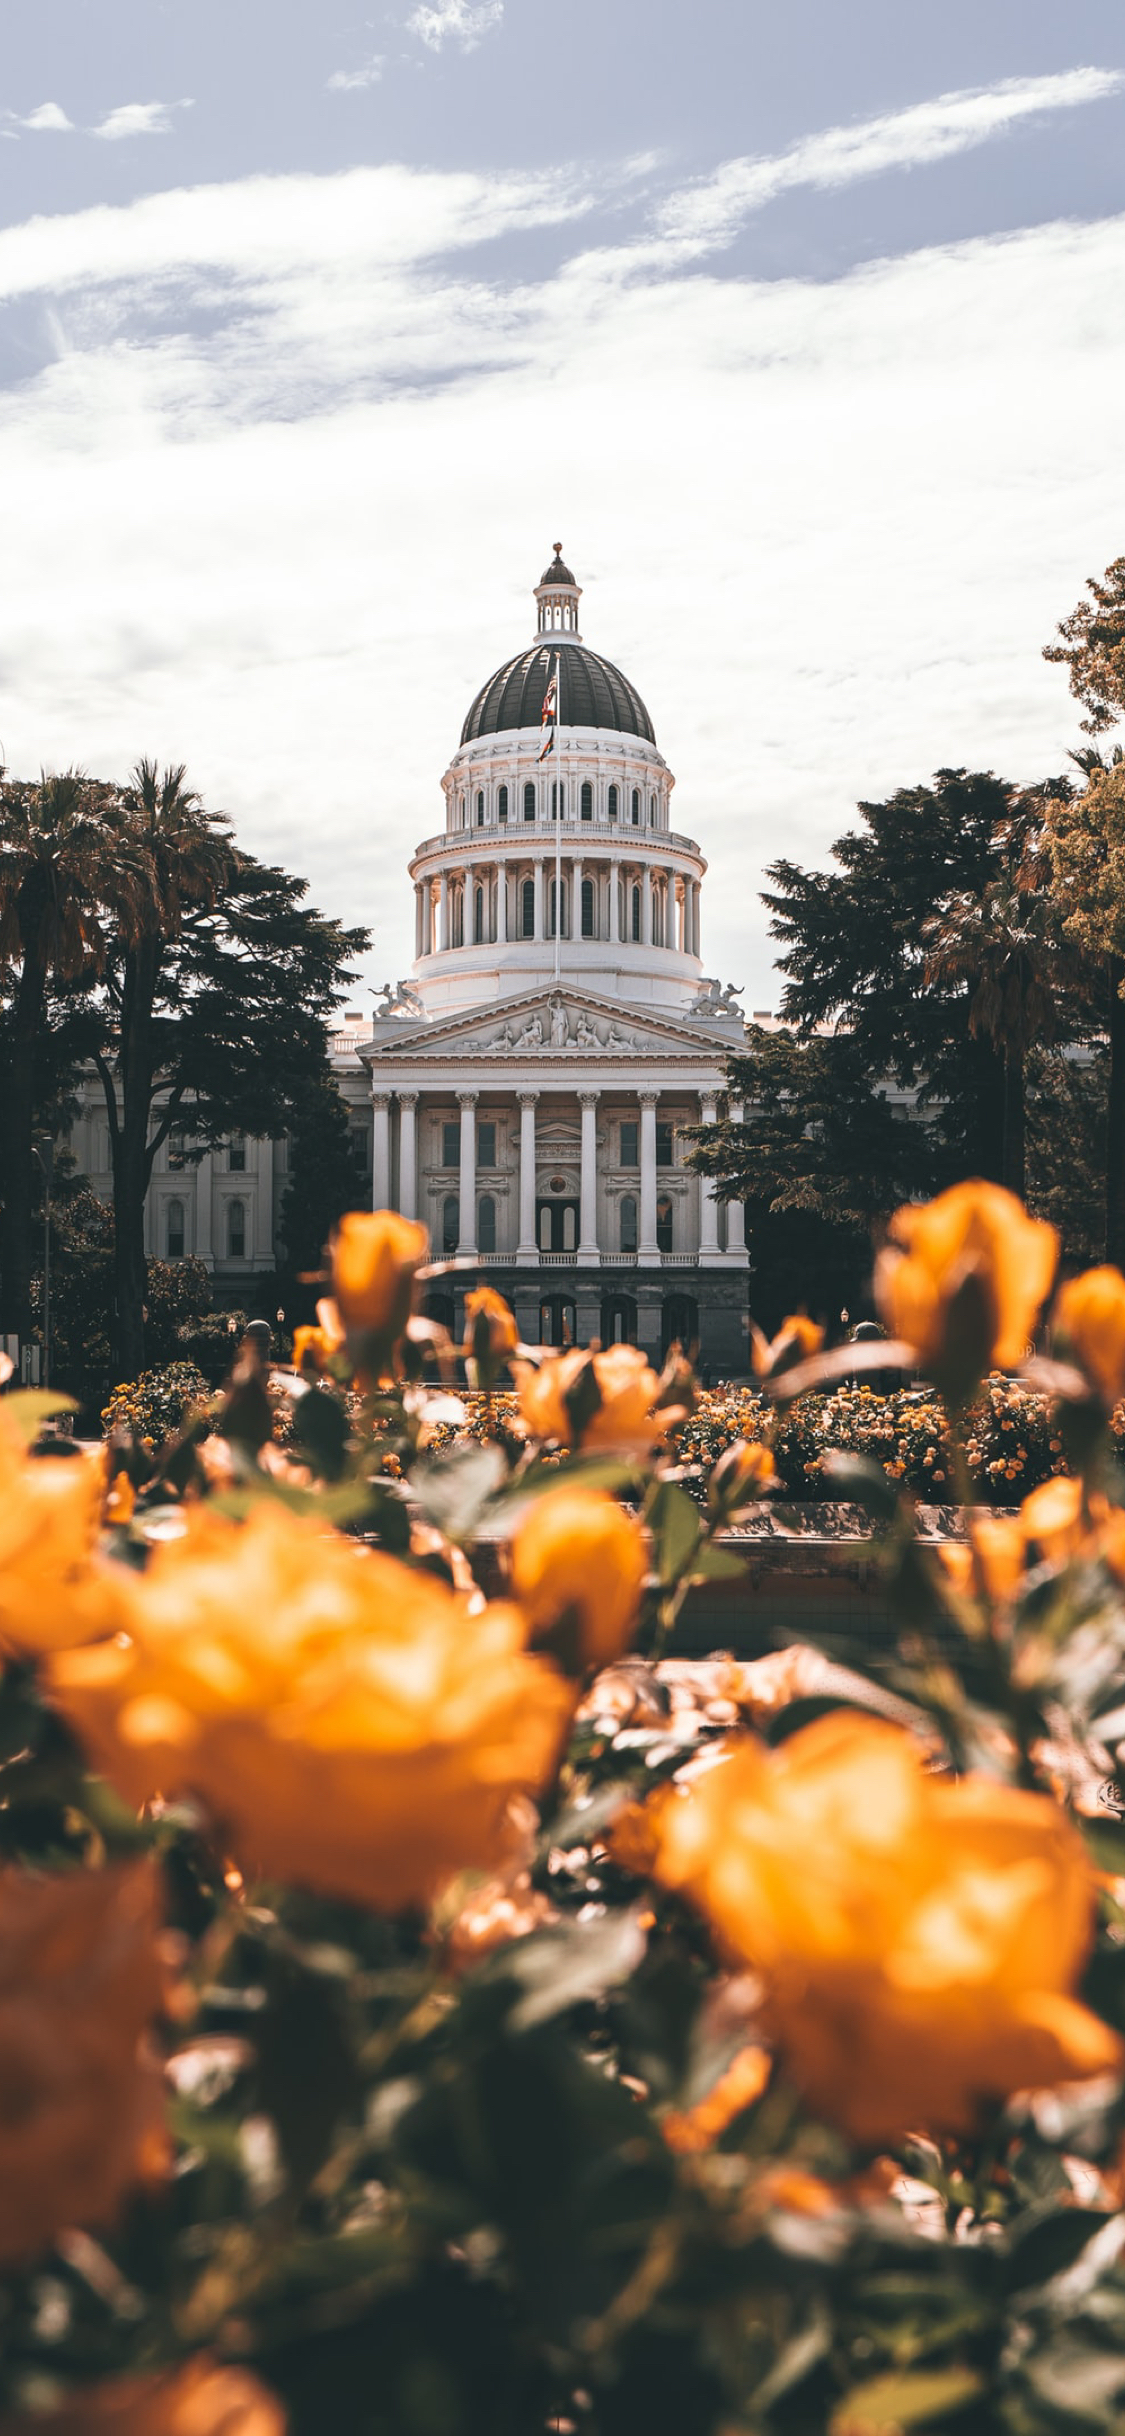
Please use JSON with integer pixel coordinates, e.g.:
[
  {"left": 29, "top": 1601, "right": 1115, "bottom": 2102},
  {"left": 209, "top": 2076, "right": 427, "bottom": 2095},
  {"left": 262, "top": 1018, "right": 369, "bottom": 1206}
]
[{"left": 361, "top": 548, "right": 750, "bottom": 1369}]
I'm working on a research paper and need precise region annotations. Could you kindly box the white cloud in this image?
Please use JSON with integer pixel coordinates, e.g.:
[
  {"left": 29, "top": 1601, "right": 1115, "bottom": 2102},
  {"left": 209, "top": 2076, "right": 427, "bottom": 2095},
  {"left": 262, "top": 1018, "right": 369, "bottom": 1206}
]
[
  {"left": 406, "top": 0, "right": 504, "bottom": 54},
  {"left": 92, "top": 99, "right": 192, "bottom": 142},
  {"left": 15, "top": 102, "right": 75, "bottom": 133},
  {"left": 657, "top": 66, "right": 1125, "bottom": 256},
  {"left": 0, "top": 84, "right": 1124, "bottom": 1002},
  {"left": 327, "top": 58, "right": 385, "bottom": 91}
]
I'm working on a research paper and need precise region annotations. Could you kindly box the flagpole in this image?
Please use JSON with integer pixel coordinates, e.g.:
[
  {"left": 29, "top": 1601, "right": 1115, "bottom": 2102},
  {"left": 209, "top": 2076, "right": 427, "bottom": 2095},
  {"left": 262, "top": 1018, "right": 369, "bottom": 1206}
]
[{"left": 553, "top": 648, "right": 562, "bottom": 984}]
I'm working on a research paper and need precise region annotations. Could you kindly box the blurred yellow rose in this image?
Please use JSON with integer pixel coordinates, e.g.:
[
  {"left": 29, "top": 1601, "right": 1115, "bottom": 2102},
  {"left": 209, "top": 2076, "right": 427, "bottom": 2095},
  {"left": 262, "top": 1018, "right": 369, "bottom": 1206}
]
[
  {"left": 0, "top": 1861, "right": 167, "bottom": 2267},
  {"left": 937, "top": 1514, "right": 1027, "bottom": 1606},
  {"left": 514, "top": 1343, "right": 665, "bottom": 1455},
  {"left": 51, "top": 1504, "right": 572, "bottom": 1912},
  {"left": 650, "top": 1711, "right": 1120, "bottom": 2142},
  {"left": 750, "top": 1315, "right": 824, "bottom": 1379},
  {"left": 463, "top": 1285, "right": 519, "bottom": 1361},
  {"left": 330, "top": 1209, "right": 429, "bottom": 1351},
  {"left": 707, "top": 1438, "right": 779, "bottom": 1516},
  {"left": 1054, "top": 1265, "right": 1125, "bottom": 1405},
  {"left": 875, "top": 1181, "right": 1058, "bottom": 1400},
  {"left": 0, "top": 1417, "right": 126, "bottom": 1655},
  {"left": 510, "top": 1486, "right": 648, "bottom": 1671},
  {"left": 292, "top": 1296, "right": 346, "bottom": 1377},
  {"left": 0, "top": 2358, "right": 284, "bottom": 2434}
]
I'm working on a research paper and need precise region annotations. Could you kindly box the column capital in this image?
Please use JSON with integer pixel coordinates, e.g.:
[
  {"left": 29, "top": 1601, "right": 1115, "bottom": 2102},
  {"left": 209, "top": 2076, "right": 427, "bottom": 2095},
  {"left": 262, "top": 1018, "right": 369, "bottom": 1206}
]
[
  {"left": 638, "top": 1089, "right": 659, "bottom": 1110},
  {"left": 518, "top": 1089, "right": 540, "bottom": 1109},
  {"left": 370, "top": 1091, "right": 391, "bottom": 1111},
  {"left": 578, "top": 1088, "right": 600, "bottom": 1108},
  {"left": 457, "top": 1089, "right": 479, "bottom": 1109},
  {"left": 398, "top": 1090, "right": 419, "bottom": 1109}
]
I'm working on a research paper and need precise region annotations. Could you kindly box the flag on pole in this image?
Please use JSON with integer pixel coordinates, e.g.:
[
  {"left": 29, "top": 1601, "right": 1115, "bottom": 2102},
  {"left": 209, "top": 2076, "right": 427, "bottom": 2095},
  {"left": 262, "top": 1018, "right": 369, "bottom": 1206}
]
[{"left": 539, "top": 670, "right": 558, "bottom": 760}]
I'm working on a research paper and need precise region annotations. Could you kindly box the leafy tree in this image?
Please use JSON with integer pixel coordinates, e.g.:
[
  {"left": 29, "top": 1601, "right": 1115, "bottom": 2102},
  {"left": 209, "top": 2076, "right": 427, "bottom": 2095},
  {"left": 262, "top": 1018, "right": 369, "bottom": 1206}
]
[
  {"left": 1044, "top": 553, "right": 1125, "bottom": 734},
  {"left": 687, "top": 1027, "right": 935, "bottom": 1329},
  {"left": 1025, "top": 1045, "right": 1108, "bottom": 1269},
  {"left": 79, "top": 763, "right": 368, "bottom": 1374},
  {"left": 277, "top": 1074, "right": 367, "bottom": 1325},
  {"left": 1042, "top": 754, "right": 1125, "bottom": 1260},
  {"left": 0, "top": 772, "right": 119, "bottom": 1344}
]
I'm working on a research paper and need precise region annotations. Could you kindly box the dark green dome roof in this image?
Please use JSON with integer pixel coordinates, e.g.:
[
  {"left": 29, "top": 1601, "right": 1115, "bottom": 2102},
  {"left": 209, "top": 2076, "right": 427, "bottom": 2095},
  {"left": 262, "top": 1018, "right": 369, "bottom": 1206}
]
[{"left": 460, "top": 643, "right": 655, "bottom": 747}]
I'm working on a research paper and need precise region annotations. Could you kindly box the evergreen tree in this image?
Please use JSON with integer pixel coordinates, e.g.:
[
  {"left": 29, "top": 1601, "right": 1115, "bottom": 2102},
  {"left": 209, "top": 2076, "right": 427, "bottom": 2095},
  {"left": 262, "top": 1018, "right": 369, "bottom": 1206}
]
[{"left": 277, "top": 1074, "right": 367, "bottom": 1323}]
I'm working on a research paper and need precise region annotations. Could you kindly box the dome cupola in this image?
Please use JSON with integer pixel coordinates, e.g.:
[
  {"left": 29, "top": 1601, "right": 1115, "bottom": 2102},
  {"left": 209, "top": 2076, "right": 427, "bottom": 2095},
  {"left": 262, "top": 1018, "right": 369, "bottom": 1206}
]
[{"left": 534, "top": 543, "right": 582, "bottom": 639}]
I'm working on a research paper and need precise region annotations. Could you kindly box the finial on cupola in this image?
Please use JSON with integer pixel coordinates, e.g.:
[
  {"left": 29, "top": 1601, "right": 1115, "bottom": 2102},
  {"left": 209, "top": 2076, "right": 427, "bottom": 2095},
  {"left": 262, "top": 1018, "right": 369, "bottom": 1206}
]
[{"left": 534, "top": 544, "right": 582, "bottom": 638}]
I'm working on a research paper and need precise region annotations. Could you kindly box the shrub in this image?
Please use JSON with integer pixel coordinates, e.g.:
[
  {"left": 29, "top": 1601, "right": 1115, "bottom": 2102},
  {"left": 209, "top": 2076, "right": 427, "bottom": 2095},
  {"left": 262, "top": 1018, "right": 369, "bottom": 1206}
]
[{"left": 101, "top": 1360, "right": 212, "bottom": 1448}]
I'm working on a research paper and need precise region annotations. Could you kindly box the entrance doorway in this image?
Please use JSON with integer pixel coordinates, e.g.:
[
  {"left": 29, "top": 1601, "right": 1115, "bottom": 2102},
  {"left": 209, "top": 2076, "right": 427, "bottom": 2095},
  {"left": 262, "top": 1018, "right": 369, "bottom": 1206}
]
[{"left": 537, "top": 1199, "right": 578, "bottom": 1252}]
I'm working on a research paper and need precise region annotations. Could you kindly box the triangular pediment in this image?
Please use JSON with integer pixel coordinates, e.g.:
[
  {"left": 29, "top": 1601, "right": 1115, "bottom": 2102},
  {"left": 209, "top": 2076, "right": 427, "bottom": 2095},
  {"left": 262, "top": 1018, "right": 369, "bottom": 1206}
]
[{"left": 364, "top": 985, "right": 737, "bottom": 1063}]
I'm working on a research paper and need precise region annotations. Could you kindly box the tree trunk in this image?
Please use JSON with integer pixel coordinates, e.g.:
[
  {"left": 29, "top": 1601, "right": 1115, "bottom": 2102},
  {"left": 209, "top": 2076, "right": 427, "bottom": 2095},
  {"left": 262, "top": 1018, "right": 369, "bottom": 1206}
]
[
  {"left": 1106, "top": 957, "right": 1125, "bottom": 1267},
  {"left": 1002, "top": 1042, "right": 1026, "bottom": 1200},
  {"left": 0, "top": 905, "right": 47, "bottom": 1348},
  {"left": 111, "top": 936, "right": 159, "bottom": 1379}
]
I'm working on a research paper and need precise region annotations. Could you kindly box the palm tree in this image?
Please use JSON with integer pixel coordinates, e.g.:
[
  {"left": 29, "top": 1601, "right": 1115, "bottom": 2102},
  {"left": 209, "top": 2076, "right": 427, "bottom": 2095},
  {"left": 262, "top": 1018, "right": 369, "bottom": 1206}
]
[
  {"left": 923, "top": 802, "right": 1071, "bottom": 1199},
  {"left": 94, "top": 761, "right": 231, "bottom": 1376},
  {"left": 0, "top": 771, "right": 119, "bottom": 1349}
]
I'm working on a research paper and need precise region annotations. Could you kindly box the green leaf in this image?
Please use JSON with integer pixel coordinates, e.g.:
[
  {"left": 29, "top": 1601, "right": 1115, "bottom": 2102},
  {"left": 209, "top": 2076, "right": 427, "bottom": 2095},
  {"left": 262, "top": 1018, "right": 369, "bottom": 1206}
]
[
  {"left": 291, "top": 1385, "right": 351, "bottom": 1480},
  {"left": 1, "top": 1389, "right": 77, "bottom": 1445},
  {"left": 646, "top": 1481, "right": 702, "bottom": 1586},
  {"left": 691, "top": 1540, "right": 749, "bottom": 1580},
  {"left": 829, "top": 2365, "right": 983, "bottom": 2434},
  {"left": 497, "top": 1907, "right": 648, "bottom": 2032},
  {"left": 411, "top": 1441, "right": 508, "bottom": 1543}
]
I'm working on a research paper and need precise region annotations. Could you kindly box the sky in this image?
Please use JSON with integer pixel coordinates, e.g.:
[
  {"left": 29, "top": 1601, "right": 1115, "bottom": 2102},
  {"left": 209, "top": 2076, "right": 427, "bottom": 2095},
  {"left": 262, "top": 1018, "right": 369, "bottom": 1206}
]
[{"left": 2, "top": 3, "right": 1125, "bottom": 1007}]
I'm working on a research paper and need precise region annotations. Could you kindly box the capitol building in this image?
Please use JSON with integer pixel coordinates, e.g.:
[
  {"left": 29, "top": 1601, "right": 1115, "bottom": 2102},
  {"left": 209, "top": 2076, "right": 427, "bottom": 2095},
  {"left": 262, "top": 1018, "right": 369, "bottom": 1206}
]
[{"left": 72, "top": 550, "right": 752, "bottom": 1372}]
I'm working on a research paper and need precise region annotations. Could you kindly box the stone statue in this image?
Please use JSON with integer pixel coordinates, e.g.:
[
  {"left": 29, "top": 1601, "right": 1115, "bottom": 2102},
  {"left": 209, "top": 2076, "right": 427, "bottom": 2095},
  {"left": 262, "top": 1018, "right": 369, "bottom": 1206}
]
[
  {"left": 372, "top": 979, "right": 424, "bottom": 1021},
  {"left": 719, "top": 982, "right": 745, "bottom": 1012},
  {"left": 513, "top": 1015, "right": 544, "bottom": 1051},
  {"left": 574, "top": 1014, "right": 600, "bottom": 1048},
  {"left": 550, "top": 999, "right": 571, "bottom": 1048},
  {"left": 688, "top": 977, "right": 722, "bottom": 1015},
  {"left": 604, "top": 1023, "right": 633, "bottom": 1050}
]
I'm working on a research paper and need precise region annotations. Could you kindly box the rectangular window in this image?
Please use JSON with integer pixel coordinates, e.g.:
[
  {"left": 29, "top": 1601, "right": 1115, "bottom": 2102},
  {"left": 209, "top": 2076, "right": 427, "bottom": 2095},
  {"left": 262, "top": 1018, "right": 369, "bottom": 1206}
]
[
  {"left": 477, "top": 1120, "right": 496, "bottom": 1168},
  {"left": 619, "top": 1120, "right": 638, "bottom": 1167},
  {"left": 442, "top": 1120, "right": 460, "bottom": 1166},
  {"left": 168, "top": 1127, "right": 188, "bottom": 1171},
  {"left": 228, "top": 1136, "right": 247, "bottom": 1172},
  {"left": 656, "top": 1122, "right": 674, "bottom": 1166},
  {"left": 349, "top": 1127, "right": 371, "bottom": 1174}
]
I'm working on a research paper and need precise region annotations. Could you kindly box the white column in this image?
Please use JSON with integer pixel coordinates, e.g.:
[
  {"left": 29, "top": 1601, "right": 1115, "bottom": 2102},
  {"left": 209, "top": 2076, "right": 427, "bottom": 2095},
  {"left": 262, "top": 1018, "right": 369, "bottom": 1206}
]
[
  {"left": 639, "top": 1091, "right": 659, "bottom": 1263},
  {"left": 725, "top": 1100, "right": 746, "bottom": 1253},
  {"left": 398, "top": 1093, "right": 418, "bottom": 1221},
  {"left": 497, "top": 865, "right": 508, "bottom": 944},
  {"left": 641, "top": 867, "right": 653, "bottom": 946},
  {"left": 533, "top": 861, "right": 544, "bottom": 942},
  {"left": 572, "top": 856, "right": 583, "bottom": 940},
  {"left": 609, "top": 859, "right": 621, "bottom": 943},
  {"left": 194, "top": 1149, "right": 213, "bottom": 1265},
  {"left": 578, "top": 1090, "right": 599, "bottom": 1259},
  {"left": 698, "top": 1093, "right": 721, "bottom": 1258},
  {"left": 457, "top": 1091, "right": 477, "bottom": 1255},
  {"left": 692, "top": 881, "right": 702, "bottom": 959},
  {"left": 668, "top": 873, "right": 678, "bottom": 950},
  {"left": 439, "top": 870, "right": 450, "bottom": 951},
  {"left": 517, "top": 1092, "right": 538, "bottom": 1264},
  {"left": 372, "top": 1093, "right": 391, "bottom": 1210}
]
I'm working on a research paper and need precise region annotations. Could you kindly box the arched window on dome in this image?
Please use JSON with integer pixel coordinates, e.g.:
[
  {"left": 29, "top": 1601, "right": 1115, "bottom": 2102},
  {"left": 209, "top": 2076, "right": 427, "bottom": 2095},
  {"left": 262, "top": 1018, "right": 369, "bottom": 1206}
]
[
  {"left": 521, "top": 877, "right": 535, "bottom": 938},
  {"left": 631, "top": 885, "right": 641, "bottom": 942},
  {"left": 227, "top": 1199, "right": 246, "bottom": 1260},
  {"left": 619, "top": 1195, "right": 638, "bottom": 1254},
  {"left": 474, "top": 885, "right": 485, "bottom": 944},
  {"left": 476, "top": 791, "right": 485, "bottom": 826},
  {"left": 607, "top": 784, "right": 618, "bottom": 821},
  {"left": 523, "top": 781, "right": 536, "bottom": 821},
  {"left": 580, "top": 781, "right": 593, "bottom": 821},
  {"left": 459, "top": 794, "right": 466, "bottom": 827},
  {"left": 581, "top": 878, "right": 594, "bottom": 938},
  {"left": 442, "top": 1196, "right": 459, "bottom": 1254},
  {"left": 166, "top": 1198, "right": 185, "bottom": 1259},
  {"left": 498, "top": 784, "right": 508, "bottom": 822},
  {"left": 631, "top": 789, "right": 640, "bottom": 826},
  {"left": 478, "top": 1194, "right": 496, "bottom": 1255},
  {"left": 650, "top": 793, "right": 657, "bottom": 826}
]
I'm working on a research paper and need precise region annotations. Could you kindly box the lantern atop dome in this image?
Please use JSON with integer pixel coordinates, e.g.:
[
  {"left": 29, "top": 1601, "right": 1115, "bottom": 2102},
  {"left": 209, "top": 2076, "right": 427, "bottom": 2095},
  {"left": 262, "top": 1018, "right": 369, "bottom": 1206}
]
[{"left": 534, "top": 543, "right": 583, "bottom": 641}]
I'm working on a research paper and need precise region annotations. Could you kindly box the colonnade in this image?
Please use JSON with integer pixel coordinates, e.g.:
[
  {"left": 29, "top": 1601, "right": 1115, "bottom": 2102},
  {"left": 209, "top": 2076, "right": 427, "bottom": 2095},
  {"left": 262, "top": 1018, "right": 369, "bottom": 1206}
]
[
  {"left": 414, "top": 863, "right": 702, "bottom": 956},
  {"left": 369, "top": 1084, "right": 745, "bottom": 1265}
]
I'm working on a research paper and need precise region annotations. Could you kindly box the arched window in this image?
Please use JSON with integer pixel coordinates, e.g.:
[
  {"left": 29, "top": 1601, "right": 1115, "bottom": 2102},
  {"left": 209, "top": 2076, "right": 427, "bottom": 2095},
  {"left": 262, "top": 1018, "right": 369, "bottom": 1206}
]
[
  {"left": 478, "top": 1194, "right": 496, "bottom": 1254},
  {"left": 459, "top": 794, "right": 466, "bottom": 827},
  {"left": 581, "top": 877, "right": 594, "bottom": 938},
  {"left": 227, "top": 1198, "right": 246, "bottom": 1259},
  {"left": 631, "top": 788, "right": 640, "bottom": 825},
  {"left": 620, "top": 1195, "right": 638, "bottom": 1254},
  {"left": 442, "top": 1195, "right": 459, "bottom": 1254},
  {"left": 523, "top": 781, "right": 536, "bottom": 821},
  {"left": 662, "top": 1295, "right": 698, "bottom": 1359},
  {"left": 551, "top": 781, "right": 564, "bottom": 820},
  {"left": 656, "top": 1195, "right": 674, "bottom": 1253},
  {"left": 650, "top": 793, "right": 657, "bottom": 826},
  {"left": 522, "top": 877, "right": 535, "bottom": 937},
  {"left": 580, "top": 781, "right": 593, "bottom": 821},
  {"left": 498, "top": 784, "right": 508, "bottom": 822},
  {"left": 601, "top": 1297, "right": 636, "bottom": 1346},
  {"left": 476, "top": 790, "right": 485, "bottom": 826},
  {"left": 166, "top": 1197, "right": 185, "bottom": 1258},
  {"left": 607, "top": 783, "right": 618, "bottom": 820},
  {"left": 452, "top": 888, "right": 464, "bottom": 949},
  {"left": 631, "top": 885, "right": 641, "bottom": 941},
  {"left": 474, "top": 885, "right": 485, "bottom": 944}
]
